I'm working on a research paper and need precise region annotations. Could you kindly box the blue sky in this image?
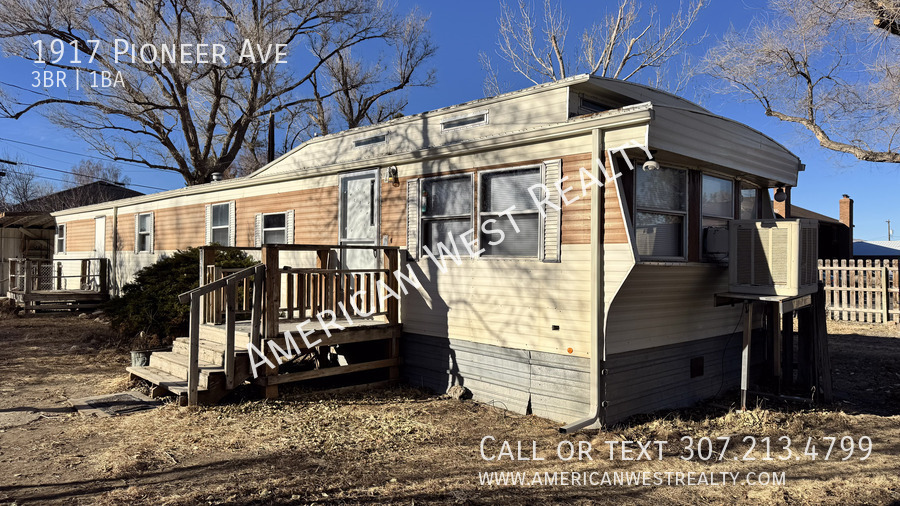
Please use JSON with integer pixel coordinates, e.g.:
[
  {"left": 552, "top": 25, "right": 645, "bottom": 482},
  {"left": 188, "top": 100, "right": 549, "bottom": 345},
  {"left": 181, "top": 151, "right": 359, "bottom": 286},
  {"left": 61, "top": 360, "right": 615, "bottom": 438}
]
[{"left": 0, "top": 0, "right": 895, "bottom": 242}]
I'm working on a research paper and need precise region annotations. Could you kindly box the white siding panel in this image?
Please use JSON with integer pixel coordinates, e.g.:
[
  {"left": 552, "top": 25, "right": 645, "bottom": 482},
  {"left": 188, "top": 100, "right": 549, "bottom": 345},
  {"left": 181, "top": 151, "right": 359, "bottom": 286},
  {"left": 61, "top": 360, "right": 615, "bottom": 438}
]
[
  {"left": 605, "top": 263, "right": 744, "bottom": 355},
  {"left": 401, "top": 243, "right": 592, "bottom": 357},
  {"left": 650, "top": 106, "right": 800, "bottom": 186},
  {"left": 259, "top": 87, "right": 571, "bottom": 178}
]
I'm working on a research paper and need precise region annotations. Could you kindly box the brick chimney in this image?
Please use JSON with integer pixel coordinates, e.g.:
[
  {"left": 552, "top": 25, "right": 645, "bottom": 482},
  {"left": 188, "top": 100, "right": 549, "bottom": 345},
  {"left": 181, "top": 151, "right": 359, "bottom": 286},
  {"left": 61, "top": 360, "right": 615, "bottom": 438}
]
[
  {"left": 772, "top": 187, "right": 791, "bottom": 218},
  {"left": 840, "top": 194, "right": 853, "bottom": 251}
]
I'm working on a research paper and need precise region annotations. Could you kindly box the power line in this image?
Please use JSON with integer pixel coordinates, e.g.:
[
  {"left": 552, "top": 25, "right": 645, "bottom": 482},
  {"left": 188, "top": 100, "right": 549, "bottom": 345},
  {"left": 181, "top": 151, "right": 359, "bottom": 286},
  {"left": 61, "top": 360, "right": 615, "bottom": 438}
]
[
  {"left": 1, "top": 159, "right": 170, "bottom": 191},
  {"left": 0, "top": 136, "right": 164, "bottom": 171}
]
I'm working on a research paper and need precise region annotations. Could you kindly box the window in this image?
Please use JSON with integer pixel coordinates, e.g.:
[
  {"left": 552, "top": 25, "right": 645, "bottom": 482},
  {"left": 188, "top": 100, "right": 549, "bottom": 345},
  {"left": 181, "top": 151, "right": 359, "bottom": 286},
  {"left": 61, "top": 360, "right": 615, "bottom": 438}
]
[
  {"left": 479, "top": 167, "right": 541, "bottom": 257},
  {"left": 207, "top": 202, "right": 233, "bottom": 246},
  {"left": 634, "top": 166, "right": 687, "bottom": 259},
  {"left": 740, "top": 185, "right": 759, "bottom": 219},
  {"left": 580, "top": 97, "right": 609, "bottom": 113},
  {"left": 353, "top": 134, "right": 387, "bottom": 148},
  {"left": 441, "top": 111, "right": 488, "bottom": 131},
  {"left": 262, "top": 213, "right": 286, "bottom": 244},
  {"left": 421, "top": 175, "right": 473, "bottom": 254},
  {"left": 55, "top": 224, "right": 65, "bottom": 253},
  {"left": 254, "top": 210, "right": 294, "bottom": 247},
  {"left": 136, "top": 213, "right": 153, "bottom": 252},
  {"left": 701, "top": 175, "right": 733, "bottom": 260}
]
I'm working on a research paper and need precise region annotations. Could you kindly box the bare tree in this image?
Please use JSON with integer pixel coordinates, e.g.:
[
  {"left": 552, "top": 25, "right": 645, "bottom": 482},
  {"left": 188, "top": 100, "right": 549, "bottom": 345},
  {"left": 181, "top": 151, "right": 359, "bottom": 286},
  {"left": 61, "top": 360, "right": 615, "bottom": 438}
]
[
  {"left": 66, "top": 159, "right": 131, "bottom": 187},
  {"left": 229, "top": 9, "right": 436, "bottom": 178},
  {"left": 705, "top": 0, "right": 900, "bottom": 163},
  {"left": 0, "top": 0, "right": 435, "bottom": 185},
  {"left": 0, "top": 159, "right": 54, "bottom": 211},
  {"left": 481, "top": 0, "right": 706, "bottom": 94}
]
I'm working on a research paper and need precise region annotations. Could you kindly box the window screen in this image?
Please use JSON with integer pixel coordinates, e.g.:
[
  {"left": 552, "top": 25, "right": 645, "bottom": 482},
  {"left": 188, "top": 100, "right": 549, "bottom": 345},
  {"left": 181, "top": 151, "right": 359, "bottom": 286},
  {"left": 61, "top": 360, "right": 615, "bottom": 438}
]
[
  {"left": 479, "top": 167, "right": 541, "bottom": 258},
  {"left": 262, "top": 213, "right": 287, "bottom": 244},
  {"left": 137, "top": 214, "right": 152, "bottom": 252},
  {"left": 702, "top": 175, "right": 733, "bottom": 219},
  {"left": 421, "top": 175, "right": 473, "bottom": 254},
  {"left": 740, "top": 187, "right": 758, "bottom": 219},
  {"left": 210, "top": 203, "right": 231, "bottom": 246},
  {"left": 634, "top": 167, "right": 687, "bottom": 259}
]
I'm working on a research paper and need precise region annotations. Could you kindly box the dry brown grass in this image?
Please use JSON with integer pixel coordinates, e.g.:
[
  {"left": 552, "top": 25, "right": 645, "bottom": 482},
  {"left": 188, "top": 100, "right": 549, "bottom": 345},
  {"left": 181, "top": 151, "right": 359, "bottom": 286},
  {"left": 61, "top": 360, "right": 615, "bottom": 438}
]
[{"left": 2, "top": 316, "right": 900, "bottom": 505}]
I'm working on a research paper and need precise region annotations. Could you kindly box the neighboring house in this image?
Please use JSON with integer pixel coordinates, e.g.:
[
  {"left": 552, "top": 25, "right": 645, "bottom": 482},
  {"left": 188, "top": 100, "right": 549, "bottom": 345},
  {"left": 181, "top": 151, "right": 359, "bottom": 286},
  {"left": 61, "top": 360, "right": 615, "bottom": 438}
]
[
  {"left": 774, "top": 194, "right": 853, "bottom": 259},
  {"left": 1, "top": 181, "right": 142, "bottom": 294},
  {"left": 51, "top": 75, "right": 804, "bottom": 426},
  {"left": 854, "top": 240, "right": 900, "bottom": 259}
]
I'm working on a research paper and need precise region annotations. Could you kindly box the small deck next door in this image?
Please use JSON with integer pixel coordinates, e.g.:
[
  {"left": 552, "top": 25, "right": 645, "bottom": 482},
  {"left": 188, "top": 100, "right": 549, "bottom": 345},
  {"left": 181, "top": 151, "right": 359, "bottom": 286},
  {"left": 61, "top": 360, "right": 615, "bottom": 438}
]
[
  {"left": 128, "top": 244, "right": 402, "bottom": 406},
  {"left": 6, "top": 257, "right": 109, "bottom": 312}
]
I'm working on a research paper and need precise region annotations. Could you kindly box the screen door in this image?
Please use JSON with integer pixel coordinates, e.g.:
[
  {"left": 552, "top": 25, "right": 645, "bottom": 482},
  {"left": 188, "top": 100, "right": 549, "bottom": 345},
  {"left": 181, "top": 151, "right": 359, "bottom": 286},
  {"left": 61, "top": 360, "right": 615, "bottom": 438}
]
[{"left": 339, "top": 169, "right": 380, "bottom": 269}]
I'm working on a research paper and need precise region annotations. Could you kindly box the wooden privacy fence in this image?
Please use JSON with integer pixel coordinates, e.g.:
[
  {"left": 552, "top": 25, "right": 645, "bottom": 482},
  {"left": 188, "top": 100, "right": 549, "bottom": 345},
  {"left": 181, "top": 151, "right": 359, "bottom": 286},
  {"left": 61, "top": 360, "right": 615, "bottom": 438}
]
[{"left": 818, "top": 259, "right": 899, "bottom": 323}]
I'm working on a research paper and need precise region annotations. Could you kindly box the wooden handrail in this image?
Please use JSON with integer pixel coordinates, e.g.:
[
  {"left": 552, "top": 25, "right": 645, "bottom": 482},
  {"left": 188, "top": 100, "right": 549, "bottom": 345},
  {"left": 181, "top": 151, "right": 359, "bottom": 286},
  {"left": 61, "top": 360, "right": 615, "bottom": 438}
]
[
  {"left": 181, "top": 263, "right": 266, "bottom": 406},
  {"left": 178, "top": 264, "right": 259, "bottom": 303}
]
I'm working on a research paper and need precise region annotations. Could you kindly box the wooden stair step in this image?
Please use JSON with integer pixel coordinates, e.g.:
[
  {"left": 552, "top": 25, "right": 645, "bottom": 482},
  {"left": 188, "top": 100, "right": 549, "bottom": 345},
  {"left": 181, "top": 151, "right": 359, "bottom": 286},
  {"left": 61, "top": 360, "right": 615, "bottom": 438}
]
[
  {"left": 149, "top": 352, "right": 224, "bottom": 389},
  {"left": 171, "top": 338, "right": 229, "bottom": 366},
  {"left": 126, "top": 365, "right": 194, "bottom": 396}
]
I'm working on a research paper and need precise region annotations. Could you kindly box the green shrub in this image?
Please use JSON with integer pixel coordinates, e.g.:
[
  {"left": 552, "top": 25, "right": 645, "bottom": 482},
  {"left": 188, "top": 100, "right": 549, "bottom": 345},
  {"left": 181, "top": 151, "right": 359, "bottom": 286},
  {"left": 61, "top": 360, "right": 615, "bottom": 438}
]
[{"left": 104, "top": 247, "right": 257, "bottom": 347}]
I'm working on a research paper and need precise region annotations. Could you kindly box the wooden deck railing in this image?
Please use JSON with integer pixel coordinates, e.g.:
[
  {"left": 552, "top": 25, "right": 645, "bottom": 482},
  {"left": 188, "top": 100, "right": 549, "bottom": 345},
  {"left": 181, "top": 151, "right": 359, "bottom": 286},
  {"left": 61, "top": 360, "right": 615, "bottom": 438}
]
[
  {"left": 178, "top": 264, "right": 265, "bottom": 406},
  {"left": 7, "top": 257, "right": 109, "bottom": 294},
  {"left": 198, "top": 244, "right": 401, "bottom": 336}
]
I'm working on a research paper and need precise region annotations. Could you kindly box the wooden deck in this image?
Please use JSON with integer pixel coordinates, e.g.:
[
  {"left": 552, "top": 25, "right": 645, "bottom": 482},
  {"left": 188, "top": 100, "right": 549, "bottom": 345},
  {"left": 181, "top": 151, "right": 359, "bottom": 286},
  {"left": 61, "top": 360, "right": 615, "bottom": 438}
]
[
  {"left": 129, "top": 245, "right": 404, "bottom": 406},
  {"left": 7, "top": 288, "right": 108, "bottom": 311},
  {"left": 6, "top": 258, "right": 110, "bottom": 312}
]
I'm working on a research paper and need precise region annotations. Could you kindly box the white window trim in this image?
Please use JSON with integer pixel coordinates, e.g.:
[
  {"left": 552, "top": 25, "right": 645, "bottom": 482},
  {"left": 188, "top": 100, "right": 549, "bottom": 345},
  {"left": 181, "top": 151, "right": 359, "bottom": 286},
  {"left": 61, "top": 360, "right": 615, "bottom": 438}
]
[
  {"left": 419, "top": 173, "right": 475, "bottom": 257},
  {"left": 208, "top": 201, "right": 235, "bottom": 246},
  {"left": 634, "top": 165, "right": 689, "bottom": 262},
  {"left": 56, "top": 224, "right": 66, "bottom": 253},
  {"left": 255, "top": 210, "right": 294, "bottom": 246},
  {"left": 135, "top": 212, "right": 154, "bottom": 253},
  {"left": 440, "top": 109, "right": 489, "bottom": 133},
  {"left": 476, "top": 165, "right": 543, "bottom": 260}
]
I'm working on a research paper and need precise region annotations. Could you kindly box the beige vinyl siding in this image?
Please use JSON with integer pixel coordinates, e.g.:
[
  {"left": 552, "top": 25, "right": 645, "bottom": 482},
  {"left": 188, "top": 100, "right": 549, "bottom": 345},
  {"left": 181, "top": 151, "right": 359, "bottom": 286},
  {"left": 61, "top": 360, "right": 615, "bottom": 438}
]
[
  {"left": 258, "top": 86, "right": 571, "bottom": 178},
  {"left": 650, "top": 106, "right": 801, "bottom": 186},
  {"left": 605, "top": 263, "right": 744, "bottom": 355},
  {"left": 401, "top": 243, "right": 592, "bottom": 357},
  {"left": 62, "top": 219, "right": 95, "bottom": 252}
]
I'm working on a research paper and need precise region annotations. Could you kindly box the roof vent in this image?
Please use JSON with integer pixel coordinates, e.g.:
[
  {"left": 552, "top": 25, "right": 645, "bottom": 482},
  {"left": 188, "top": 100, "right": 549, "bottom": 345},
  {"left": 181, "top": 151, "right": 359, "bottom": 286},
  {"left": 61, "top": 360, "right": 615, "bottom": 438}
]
[{"left": 210, "top": 172, "right": 224, "bottom": 182}]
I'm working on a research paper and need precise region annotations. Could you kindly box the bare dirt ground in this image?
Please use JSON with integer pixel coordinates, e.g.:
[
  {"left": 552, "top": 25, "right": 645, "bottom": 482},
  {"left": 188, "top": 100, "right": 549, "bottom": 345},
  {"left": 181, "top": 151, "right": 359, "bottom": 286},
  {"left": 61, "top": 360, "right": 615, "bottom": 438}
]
[{"left": 1, "top": 309, "right": 899, "bottom": 505}]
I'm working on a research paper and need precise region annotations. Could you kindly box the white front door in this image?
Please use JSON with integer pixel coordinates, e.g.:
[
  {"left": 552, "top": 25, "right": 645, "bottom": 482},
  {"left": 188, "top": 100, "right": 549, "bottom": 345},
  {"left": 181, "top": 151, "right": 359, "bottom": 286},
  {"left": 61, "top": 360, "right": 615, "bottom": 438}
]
[
  {"left": 339, "top": 169, "right": 380, "bottom": 269},
  {"left": 94, "top": 216, "right": 106, "bottom": 256}
]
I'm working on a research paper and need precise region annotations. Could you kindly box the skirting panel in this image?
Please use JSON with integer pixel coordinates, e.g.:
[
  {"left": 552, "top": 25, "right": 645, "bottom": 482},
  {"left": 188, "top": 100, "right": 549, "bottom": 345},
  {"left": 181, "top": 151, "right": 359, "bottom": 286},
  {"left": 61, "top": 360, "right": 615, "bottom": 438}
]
[
  {"left": 402, "top": 333, "right": 591, "bottom": 423},
  {"left": 604, "top": 332, "right": 743, "bottom": 424}
]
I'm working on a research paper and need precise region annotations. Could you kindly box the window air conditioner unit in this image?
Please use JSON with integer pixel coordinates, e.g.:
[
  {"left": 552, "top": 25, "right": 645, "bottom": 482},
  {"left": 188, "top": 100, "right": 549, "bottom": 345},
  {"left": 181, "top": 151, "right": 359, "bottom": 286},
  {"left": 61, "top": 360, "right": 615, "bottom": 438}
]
[{"left": 728, "top": 219, "right": 819, "bottom": 297}]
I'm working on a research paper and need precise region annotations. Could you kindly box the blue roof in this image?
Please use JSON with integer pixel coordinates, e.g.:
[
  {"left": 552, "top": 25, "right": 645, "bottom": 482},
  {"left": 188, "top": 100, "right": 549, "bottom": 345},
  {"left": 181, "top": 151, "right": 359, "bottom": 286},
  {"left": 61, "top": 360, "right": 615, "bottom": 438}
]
[{"left": 854, "top": 241, "right": 900, "bottom": 257}]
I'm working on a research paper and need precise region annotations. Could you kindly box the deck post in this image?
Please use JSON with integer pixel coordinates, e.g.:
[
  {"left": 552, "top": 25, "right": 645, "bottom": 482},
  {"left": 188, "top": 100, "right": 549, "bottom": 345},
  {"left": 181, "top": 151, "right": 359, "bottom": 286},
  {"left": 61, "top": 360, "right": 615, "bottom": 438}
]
[
  {"left": 199, "top": 246, "right": 216, "bottom": 323},
  {"left": 187, "top": 292, "right": 200, "bottom": 406},
  {"left": 250, "top": 264, "right": 265, "bottom": 349},
  {"left": 772, "top": 302, "right": 782, "bottom": 393},
  {"left": 224, "top": 277, "right": 236, "bottom": 389},
  {"left": 99, "top": 258, "right": 109, "bottom": 294},
  {"left": 740, "top": 301, "right": 753, "bottom": 411},
  {"left": 262, "top": 245, "right": 280, "bottom": 399},
  {"left": 23, "top": 260, "right": 32, "bottom": 294},
  {"left": 782, "top": 312, "right": 794, "bottom": 390},
  {"left": 386, "top": 249, "right": 399, "bottom": 325}
]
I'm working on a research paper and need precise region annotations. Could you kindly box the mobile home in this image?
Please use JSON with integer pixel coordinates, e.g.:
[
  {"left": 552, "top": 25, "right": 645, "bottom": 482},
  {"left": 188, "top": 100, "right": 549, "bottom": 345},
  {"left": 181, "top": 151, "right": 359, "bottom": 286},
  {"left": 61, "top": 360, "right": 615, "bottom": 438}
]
[{"left": 51, "top": 75, "right": 804, "bottom": 426}]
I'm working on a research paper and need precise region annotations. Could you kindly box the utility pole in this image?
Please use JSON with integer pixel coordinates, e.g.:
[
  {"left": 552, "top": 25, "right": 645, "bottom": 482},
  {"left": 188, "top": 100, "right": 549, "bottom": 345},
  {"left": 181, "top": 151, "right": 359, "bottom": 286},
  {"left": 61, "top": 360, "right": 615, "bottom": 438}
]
[{"left": 888, "top": 220, "right": 893, "bottom": 241}]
